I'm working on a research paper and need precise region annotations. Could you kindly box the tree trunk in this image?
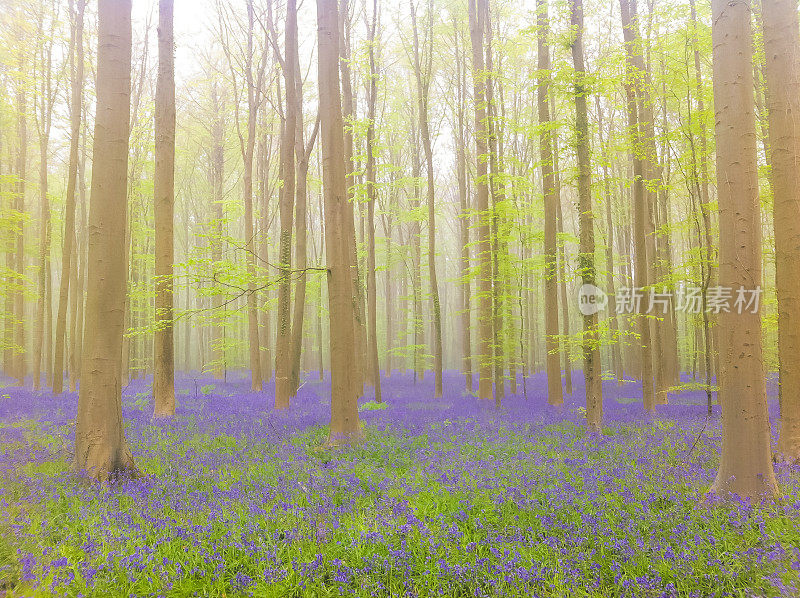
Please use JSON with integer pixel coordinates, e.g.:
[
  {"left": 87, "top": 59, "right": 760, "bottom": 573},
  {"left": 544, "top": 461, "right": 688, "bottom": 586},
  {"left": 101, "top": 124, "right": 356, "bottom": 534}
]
[
  {"left": 153, "top": 0, "right": 175, "bottom": 418},
  {"left": 258, "top": 120, "right": 273, "bottom": 382},
  {"left": 762, "top": 0, "right": 800, "bottom": 463},
  {"left": 569, "top": 0, "right": 602, "bottom": 432},
  {"left": 620, "top": 0, "right": 655, "bottom": 412},
  {"left": 596, "top": 98, "right": 623, "bottom": 385},
  {"left": 537, "top": 0, "right": 562, "bottom": 407},
  {"left": 455, "top": 24, "right": 472, "bottom": 392},
  {"left": 365, "top": 0, "right": 381, "bottom": 402},
  {"left": 709, "top": 0, "right": 778, "bottom": 500},
  {"left": 554, "top": 137, "right": 572, "bottom": 394},
  {"left": 620, "top": 0, "right": 667, "bottom": 405},
  {"left": 211, "top": 82, "right": 225, "bottom": 380},
  {"left": 317, "top": 0, "right": 362, "bottom": 445},
  {"left": 411, "top": 0, "right": 443, "bottom": 398},
  {"left": 7, "top": 54, "right": 27, "bottom": 384},
  {"left": 338, "top": 0, "right": 366, "bottom": 399},
  {"left": 75, "top": 0, "right": 137, "bottom": 482},
  {"left": 383, "top": 208, "right": 394, "bottom": 376},
  {"left": 468, "top": 0, "right": 493, "bottom": 401},
  {"left": 70, "top": 113, "right": 88, "bottom": 392},
  {"left": 243, "top": 0, "right": 264, "bottom": 393},
  {"left": 53, "top": 0, "right": 85, "bottom": 394},
  {"left": 289, "top": 83, "right": 319, "bottom": 396},
  {"left": 484, "top": 4, "right": 503, "bottom": 406},
  {"left": 275, "top": 0, "right": 298, "bottom": 407},
  {"left": 33, "top": 8, "right": 57, "bottom": 391},
  {"left": 689, "top": 0, "right": 719, "bottom": 408}
]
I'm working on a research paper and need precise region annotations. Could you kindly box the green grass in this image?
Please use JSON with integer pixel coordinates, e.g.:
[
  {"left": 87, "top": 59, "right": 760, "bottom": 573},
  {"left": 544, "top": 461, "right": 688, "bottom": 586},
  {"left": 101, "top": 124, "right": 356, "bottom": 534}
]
[{"left": 1, "top": 413, "right": 799, "bottom": 597}]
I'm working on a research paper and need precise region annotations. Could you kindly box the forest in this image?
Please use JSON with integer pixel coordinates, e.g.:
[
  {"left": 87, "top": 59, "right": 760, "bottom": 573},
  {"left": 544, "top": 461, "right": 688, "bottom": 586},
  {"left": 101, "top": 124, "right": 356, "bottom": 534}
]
[{"left": 1, "top": 0, "right": 800, "bottom": 595}]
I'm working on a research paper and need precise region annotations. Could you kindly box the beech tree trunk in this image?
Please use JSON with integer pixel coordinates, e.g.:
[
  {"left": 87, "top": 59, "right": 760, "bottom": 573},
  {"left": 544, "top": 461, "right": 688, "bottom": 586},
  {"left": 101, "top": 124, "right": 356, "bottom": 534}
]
[
  {"left": 54, "top": 0, "right": 85, "bottom": 394},
  {"left": 7, "top": 54, "right": 27, "bottom": 384},
  {"left": 762, "top": 0, "right": 800, "bottom": 463},
  {"left": 382, "top": 206, "right": 394, "bottom": 376},
  {"left": 211, "top": 82, "right": 225, "bottom": 380},
  {"left": 484, "top": 5, "right": 504, "bottom": 406},
  {"left": 338, "top": 0, "right": 366, "bottom": 399},
  {"left": 553, "top": 137, "right": 573, "bottom": 394},
  {"left": 243, "top": 0, "right": 264, "bottom": 393},
  {"left": 410, "top": 126, "right": 424, "bottom": 382},
  {"left": 258, "top": 118, "right": 273, "bottom": 382},
  {"left": 153, "top": 0, "right": 175, "bottom": 418},
  {"left": 365, "top": 0, "right": 381, "bottom": 402},
  {"left": 468, "top": 0, "right": 493, "bottom": 401},
  {"left": 569, "top": 0, "right": 602, "bottom": 432},
  {"left": 289, "top": 78, "right": 320, "bottom": 396},
  {"left": 75, "top": 0, "right": 137, "bottom": 482},
  {"left": 596, "top": 99, "right": 623, "bottom": 385},
  {"left": 620, "top": 0, "right": 655, "bottom": 412},
  {"left": 620, "top": 0, "right": 667, "bottom": 405},
  {"left": 69, "top": 114, "right": 88, "bottom": 392},
  {"left": 411, "top": 0, "right": 443, "bottom": 398},
  {"left": 33, "top": 7, "right": 57, "bottom": 391},
  {"left": 275, "top": 0, "right": 298, "bottom": 408},
  {"left": 687, "top": 0, "right": 716, "bottom": 395},
  {"left": 536, "top": 0, "right": 562, "bottom": 407},
  {"left": 709, "top": 0, "right": 778, "bottom": 500},
  {"left": 454, "top": 24, "right": 472, "bottom": 392},
  {"left": 317, "top": 0, "right": 362, "bottom": 444}
]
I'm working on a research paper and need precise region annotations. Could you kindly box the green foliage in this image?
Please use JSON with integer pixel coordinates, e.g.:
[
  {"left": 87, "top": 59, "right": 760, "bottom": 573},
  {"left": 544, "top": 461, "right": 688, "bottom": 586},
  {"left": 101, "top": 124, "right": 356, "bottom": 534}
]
[
  {"left": 359, "top": 400, "right": 388, "bottom": 412},
  {"left": 2, "top": 412, "right": 798, "bottom": 597}
]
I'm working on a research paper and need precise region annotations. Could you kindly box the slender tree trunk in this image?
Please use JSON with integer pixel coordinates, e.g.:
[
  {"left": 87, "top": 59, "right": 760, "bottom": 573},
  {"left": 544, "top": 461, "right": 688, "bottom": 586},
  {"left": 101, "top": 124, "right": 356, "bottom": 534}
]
[
  {"left": 70, "top": 114, "right": 88, "bottom": 392},
  {"left": 620, "top": 0, "right": 655, "bottom": 412},
  {"left": 183, "top": 200, "right": 191, "bottom": 371},
  {"left": 383, "top": 209, "right": 394, "bottom": 376},
  {"left": 317, "top": 0, "right": 362, "bottom": 444},
  {"left": 411, "top": 0, "right": 443, "bottom": 398},
  {"left": 153, "top": 0, "right": 175, "bottom": 418},
  {"left": 365, "top": 0, "right": 381, "bottom": 402},
  {"left": 33, "top": 12, "right": 56, "bottom": 391},
  {"left": 762, "top": 0, "right": 800, "bottom": 463},
  {"left": 537, "top": 0, "right": 562, "bottom": 407},
  {"left": 409, "top": 127, "right": 424, "bottom": 382},
  {"left": 620, "top": 0, "right": 667, "bottom": 405},
  {"left": 468, "top": 0, "right": 493, "bottom": 401},
  {"left": 75, "top": 0, "right": 137, "bottom": 481},
  {"left": 484, "top": 7, "right": 504, "bottom": 406},
  {"left": 211, "top": 83, "right": 225, "bottom": 380},
  {"left": 689, "top": 0, "right": 719, "bottom": 394},
  {"left": 554, "top": 137, "right": 572, "bottom": 394},
  {"left": 289, "top": 92, "right": 319, "bottom": 395},
  {"left": 9, "top": 54, "right": 27, "bottom": 384},
  {"left": 316, "top": 189, "right": 325, "bottom": 380},
  {"left": 275, "top": 0, "right": 298, "bottom": 407},
  {"left": 339, "top": 0, "right": 366, "bottom": 399},
  {"left": 288, "top": 107, "right": 307, "bottom": 398},
  {"left": 596, "top": 98, "right": 623, "bottom": 385},
  {"left": 258, "top": 121, "right": 273, "bottom": 382},
  {"left": 709, "top": 0, "right": 778, "bottom": 501},
  {"left": 33, "top": 141, "right": 50, "bottom": 391},
  {"left": 243, "top": 0, "right": 264, "bottom": 393},
  {"left": 569, "top": 0, "right": 602, "bottom": 432},
  {"left": 53, "top": 0, "right": 85, "bottom": 394},
  {"left": 455, "top": 26, "right": 472, "bottom": 392}
]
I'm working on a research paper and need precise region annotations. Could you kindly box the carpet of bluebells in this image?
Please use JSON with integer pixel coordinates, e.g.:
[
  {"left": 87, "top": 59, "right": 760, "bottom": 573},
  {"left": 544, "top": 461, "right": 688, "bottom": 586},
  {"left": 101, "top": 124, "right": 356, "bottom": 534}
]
[{"left": 1, "top": 369, "right": 800, "bottom": 597}]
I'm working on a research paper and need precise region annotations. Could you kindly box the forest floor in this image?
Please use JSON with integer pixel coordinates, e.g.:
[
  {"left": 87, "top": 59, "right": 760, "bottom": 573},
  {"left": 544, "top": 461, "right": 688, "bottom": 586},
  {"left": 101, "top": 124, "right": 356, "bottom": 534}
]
[{"left": 1, "top": 370, "right": 799, "bottom": 597}]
